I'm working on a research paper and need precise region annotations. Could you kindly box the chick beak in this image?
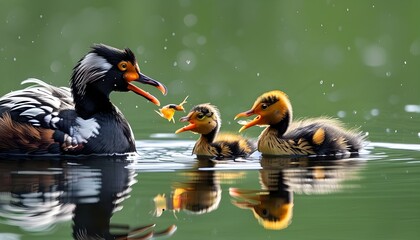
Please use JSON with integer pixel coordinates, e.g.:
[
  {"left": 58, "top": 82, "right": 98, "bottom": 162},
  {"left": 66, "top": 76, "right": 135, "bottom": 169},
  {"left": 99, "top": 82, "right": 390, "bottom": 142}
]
[
  {"left": 175, "top": 116, "right": 196, "bottom": 134},
  {"left": 235, "top": 109, "right": 263, "bottom": 132},
  {"left": 175, "top": 105, "right": 185, "bottom": 112},
  {"left": 127, "top": 72, "right": 168, "bottom": 106}
]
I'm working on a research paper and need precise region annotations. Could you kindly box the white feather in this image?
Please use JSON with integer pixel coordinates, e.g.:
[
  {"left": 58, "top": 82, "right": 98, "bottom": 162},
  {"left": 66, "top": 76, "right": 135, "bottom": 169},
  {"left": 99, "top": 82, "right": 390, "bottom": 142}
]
[
  {"left": 11, "top": 104, "right": 36, "bottom": 110},
  {"left": 80, "top": 53, "right": 112, "bottom": 72},
  {"left": 40, "top": 105, "right": 54, "bottom": 113},
  {"left": 29, "top": 119, "right": 40, "bottom": 124},
  {"left": 9, "top": 97, "right": 41, "bottom": 105},
  {"left": 71, "top": 117, "right": 101, "bottom": 143},
  {"left": 44, "top": 114, "right": 52, "bottom": 124},
  {"left": 20, "top": 108, "right": 45, "bottom": 117}
]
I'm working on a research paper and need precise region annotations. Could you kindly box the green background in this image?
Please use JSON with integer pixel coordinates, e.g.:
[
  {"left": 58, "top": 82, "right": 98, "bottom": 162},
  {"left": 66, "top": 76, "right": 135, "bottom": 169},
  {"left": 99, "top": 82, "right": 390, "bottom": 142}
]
[
  {"left": 1, "top": 1, "right": 420, "bottom": 239},
  {"left": 1, "top": 0, "right": 419, "bottom": 142}
]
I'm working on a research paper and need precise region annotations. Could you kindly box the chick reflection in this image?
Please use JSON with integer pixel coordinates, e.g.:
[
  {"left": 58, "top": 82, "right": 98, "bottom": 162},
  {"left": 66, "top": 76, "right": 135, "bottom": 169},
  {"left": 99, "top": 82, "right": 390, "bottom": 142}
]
[
  {"left": 0, "top": 157, "right": 176, "bottom": 240},
  {"left": 230, "top": 158, "right": 293, "bottom": 230},
  {"left": 230, "top": 156, "right": 364, "bottom": 230},
  {"left": 154, "top": 158, "right": 221, "bottom": 217}
]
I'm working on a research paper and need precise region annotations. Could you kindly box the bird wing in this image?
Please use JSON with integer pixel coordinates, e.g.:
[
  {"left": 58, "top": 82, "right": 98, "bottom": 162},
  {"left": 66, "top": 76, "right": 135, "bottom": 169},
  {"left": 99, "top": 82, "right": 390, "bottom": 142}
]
[{"left": 0, "top": 78, "right": 74, "bottom": 129}]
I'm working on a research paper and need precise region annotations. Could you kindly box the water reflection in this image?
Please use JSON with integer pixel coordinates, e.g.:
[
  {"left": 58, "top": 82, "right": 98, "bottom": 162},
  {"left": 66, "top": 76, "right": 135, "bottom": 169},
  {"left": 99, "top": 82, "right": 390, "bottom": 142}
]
[
  {"left": 229, "top": 156, "right": 365, "bottom": 230},
  {"left": 0, "top": 157, "right": 176, "bottom": 240},
  {"left": 154, "top": 159, "right": 222, "bottom": 216}
]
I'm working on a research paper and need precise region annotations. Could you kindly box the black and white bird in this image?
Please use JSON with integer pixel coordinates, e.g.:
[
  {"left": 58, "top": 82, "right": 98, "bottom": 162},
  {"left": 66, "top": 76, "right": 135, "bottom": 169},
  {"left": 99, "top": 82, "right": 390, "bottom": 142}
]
[{"left": 0, "top": 44, "right": 167, "bottom": 155}]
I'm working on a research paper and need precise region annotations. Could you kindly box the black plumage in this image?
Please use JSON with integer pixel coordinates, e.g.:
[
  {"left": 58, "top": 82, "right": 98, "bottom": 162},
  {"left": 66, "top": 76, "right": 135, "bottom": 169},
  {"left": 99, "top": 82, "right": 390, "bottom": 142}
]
[{"left": 0, "top": 44, "right": 167, "bottom": 155}]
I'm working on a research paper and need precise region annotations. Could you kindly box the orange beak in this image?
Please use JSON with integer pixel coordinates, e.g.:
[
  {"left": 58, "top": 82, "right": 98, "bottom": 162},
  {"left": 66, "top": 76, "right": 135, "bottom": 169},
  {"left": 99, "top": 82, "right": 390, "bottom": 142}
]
[
  {"left": 175, "top": 116, "right": 197, "bottom": 134},
  {"left": 126, "top": 72, "right": 168, "bottom": 106},
  {"left": 234, "top": 109, "right": 264, "bottom": 132}
]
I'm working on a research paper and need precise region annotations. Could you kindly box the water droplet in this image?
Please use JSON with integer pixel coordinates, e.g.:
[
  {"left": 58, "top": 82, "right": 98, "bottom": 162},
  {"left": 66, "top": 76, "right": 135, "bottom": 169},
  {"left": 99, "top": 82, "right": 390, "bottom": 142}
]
[
  {"left": 320, "top": 80, "right": 324, "bottom": 84},
  {"left": 337, "top": 110, "right": 346, "bottom": 118},
  {"left": 362, "top": 44, "right": 387, "bottom": 67},
  {"left": 184, "top": 14, "right": 197, "bottom": 27},
  {"left": 256, "top": 73, "right": 260, "bottom": 77},
  {"left": 164, "top": 38, "right": 168, "bottom": 42},
  {"left": 386, "top": 128, "right": 391, "bottom": 133},
  {"left": 347, "top": 46, "right": 351, "bottom": 51},
  {"left": 186, "top": 60, "right": 191, "bottom": 64},
  {"left": 320, "top": 23, "right": 324, "bottom": 27},
  {"left": 404, "top": 104, "right": 420, "bottom": 113},
  {"left": 370, "top": 108, "right": 380, "bottom": 116},
  {"left": 13, "top": 57, "right": 16, "bottom": 62},
  {"left": 173, "top": 61, "right": 178, "bottom": 67},
  {"left": 417, "top": 132, "right": 420, "bottom": 138},
  {"left": 50, "top": 60, "right": 62, "bottom": 72},
  {"left": 353, "top": 110, "right": 357, "bottom": 115},
  {"left": 40, "top": 14, "right": 43, "bottom": 19},
  {"left": 135, "top": 105, "right": 138, "bottom": 109},
  {"left": 17, "top": 36, "right": 21, "bottom": 40},
  {"left": 346, "top": 8, "right": 350, "bottom": 12},
  {"left": 403, "top": 60, "right": 407, "bottom": 65},
  {"left": 163, "top": 46, "right": 167, "bottom": 50},
  {"left": 386, "top": 71, "right": 391, "bottom": 77},
  {"left": 197, "top": 36, "right": 207, "bottom": 45},
  {"left": 172, "top": 32, "right": 176, "bottom": 36},
  {"left": 331, "top": 83, "right": 335, "bottom": 87},
  {"left": 372, "top": 4, "right": 375, "bottom": 8}
]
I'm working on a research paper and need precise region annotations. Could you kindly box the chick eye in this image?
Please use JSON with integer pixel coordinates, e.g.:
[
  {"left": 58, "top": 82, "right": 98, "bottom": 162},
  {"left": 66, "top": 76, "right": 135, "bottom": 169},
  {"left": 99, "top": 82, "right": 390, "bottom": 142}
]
[
  {"left": 197, "top": 113, "right": 205, "bottom": 120},
  {"left": 118, "top": 61, "right": 128, "bottom": 71},
  {"left": 261, "top": 209, "right": 269, "bottom": 217},
  {"left": 261, "top": 103, "right": 268, "bottom": 110}
]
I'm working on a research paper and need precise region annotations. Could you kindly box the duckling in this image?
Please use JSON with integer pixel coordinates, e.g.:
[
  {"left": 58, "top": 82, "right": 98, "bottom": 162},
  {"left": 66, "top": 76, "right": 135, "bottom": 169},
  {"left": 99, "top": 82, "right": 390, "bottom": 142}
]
[
  {"left": 155, "top": 96, "right": 189, "bottom": 123},
  {"left": 235, "top": 90, "right": 365, "bottom": 156},
  {"left": 175, "top": 104, "right": 256, "bottom": 159}
]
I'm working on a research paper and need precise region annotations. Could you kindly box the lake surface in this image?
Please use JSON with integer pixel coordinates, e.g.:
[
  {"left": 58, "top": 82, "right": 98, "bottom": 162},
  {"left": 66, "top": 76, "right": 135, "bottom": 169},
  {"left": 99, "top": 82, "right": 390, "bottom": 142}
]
[
  {"left": 0, "top": 136, "right": 420, "bottom": 240},
  {"left": 1, "top": 0, "right": 420, "bottom": 239}
]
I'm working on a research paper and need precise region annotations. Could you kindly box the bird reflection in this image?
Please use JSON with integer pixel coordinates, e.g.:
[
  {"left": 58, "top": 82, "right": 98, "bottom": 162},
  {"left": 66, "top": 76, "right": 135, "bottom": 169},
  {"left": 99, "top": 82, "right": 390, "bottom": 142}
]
[
  {"left": 229, "top": 156, "right": 365, "bottom": 230},
  {"left": 154, "top": 158, "right": 222, "bottom": 217},
  {"left": 0, "top": 156, "right": 176, "bottom": 240}
]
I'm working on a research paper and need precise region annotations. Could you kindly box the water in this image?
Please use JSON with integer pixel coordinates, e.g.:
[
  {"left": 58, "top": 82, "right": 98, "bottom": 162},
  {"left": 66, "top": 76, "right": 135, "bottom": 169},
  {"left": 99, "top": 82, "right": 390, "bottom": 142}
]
[
  {"left": 1, "top": 0, "right": 420, "bottom": 239},
  {"left": 0, "top": 138, "right": 419, "bottom": 240}
]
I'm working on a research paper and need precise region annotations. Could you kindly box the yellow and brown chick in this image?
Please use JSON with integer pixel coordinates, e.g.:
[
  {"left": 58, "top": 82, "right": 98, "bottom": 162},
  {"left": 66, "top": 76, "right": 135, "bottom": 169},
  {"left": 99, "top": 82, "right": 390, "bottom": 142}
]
[
  {"left": 235, "top": 90, "right": 365, "bottom": 157},
  {"left": 155, "top": 96, "right": 188, "bottom": 123},
  {"left": 175, "top": 104, "right": 256, "bottom": 159}
]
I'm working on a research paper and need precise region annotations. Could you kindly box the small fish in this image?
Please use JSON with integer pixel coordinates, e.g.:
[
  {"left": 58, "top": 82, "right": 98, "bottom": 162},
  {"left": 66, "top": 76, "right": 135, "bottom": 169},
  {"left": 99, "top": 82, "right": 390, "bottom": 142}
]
[{"left": 155, "top": 96, "right": 189, "bottom": 123}]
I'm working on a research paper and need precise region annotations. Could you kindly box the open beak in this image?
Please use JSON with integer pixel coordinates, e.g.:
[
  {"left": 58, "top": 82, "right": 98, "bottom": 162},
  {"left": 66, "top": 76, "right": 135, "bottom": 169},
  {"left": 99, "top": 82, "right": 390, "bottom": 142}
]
[
  {"left": 229, "top": 188, "right": 265, "bottom": 200},
  {"left": 175, "top": 116, "right": 196, "bottom": 134},
  {"left": 234, "top": 109, "right": 263, "bottom": 132},
  {"left": 127, "top": 73, "right": 168, "bottom": 106}
]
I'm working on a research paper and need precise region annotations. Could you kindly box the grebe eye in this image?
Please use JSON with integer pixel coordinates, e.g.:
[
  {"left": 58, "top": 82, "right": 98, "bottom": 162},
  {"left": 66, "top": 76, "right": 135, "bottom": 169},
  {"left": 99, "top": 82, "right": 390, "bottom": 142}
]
[
  {"left": 118, "top": 61, "right": 128, "bottom": 71},
  {"left": 261, "top": 104, "right": 268, "bottom": 110}
]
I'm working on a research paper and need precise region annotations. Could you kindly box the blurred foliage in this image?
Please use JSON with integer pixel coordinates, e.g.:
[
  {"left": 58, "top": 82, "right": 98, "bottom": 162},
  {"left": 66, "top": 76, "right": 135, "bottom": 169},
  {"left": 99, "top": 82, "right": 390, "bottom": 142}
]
[{"left": 0, "top": 0, "right": 419, "bottom": 141}]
